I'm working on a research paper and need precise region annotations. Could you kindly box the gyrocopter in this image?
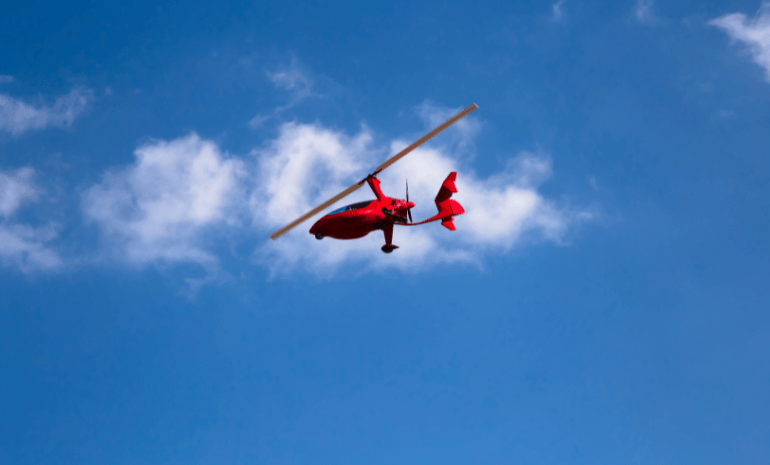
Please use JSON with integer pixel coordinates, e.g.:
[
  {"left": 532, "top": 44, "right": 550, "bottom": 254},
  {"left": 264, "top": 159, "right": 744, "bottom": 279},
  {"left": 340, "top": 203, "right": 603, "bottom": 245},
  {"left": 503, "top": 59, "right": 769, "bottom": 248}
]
[{"left": 269, "top": 103, "right": 478, "bottom": 253}]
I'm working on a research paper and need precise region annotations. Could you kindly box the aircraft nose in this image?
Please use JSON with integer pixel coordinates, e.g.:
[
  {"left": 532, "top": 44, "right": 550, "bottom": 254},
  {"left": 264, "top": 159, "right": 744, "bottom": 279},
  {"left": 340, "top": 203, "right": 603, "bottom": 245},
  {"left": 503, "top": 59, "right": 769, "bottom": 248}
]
[{"left": 406, "top": 201, "right": 415, "bottom": 208}]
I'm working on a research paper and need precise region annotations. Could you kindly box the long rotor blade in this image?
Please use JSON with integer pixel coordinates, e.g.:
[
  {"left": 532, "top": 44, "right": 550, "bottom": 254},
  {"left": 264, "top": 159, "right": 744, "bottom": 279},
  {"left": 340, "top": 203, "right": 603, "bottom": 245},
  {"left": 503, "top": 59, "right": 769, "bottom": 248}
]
[
  {"left": 269, "top": 181, "right": 364, "bottom": 239},
  {"left": 269, "top": 103, "right": 479, "bottom": 239},
  {"left": 372, "top": 103, "right": 478, "bottom": 175}
]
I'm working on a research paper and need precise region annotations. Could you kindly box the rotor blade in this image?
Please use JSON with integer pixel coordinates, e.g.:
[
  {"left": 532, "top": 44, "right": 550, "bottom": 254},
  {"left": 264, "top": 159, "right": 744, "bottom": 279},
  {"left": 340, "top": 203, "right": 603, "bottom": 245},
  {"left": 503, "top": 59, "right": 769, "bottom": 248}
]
[
  {"left": 407, "top": 207, "right": 413, "bottom": 223},
  {"left": 269, "top": 181, "right": 365, "bottom": 240},
  {"left": 372, "top": 103, "right": 479, "bottom": 176}
]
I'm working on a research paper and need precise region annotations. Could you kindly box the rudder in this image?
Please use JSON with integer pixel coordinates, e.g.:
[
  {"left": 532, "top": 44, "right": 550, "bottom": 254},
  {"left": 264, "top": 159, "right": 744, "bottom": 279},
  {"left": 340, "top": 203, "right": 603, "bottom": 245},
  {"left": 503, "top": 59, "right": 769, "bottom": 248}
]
[{"left": 435, "top": 172, "right": 464, "bottom": 230}]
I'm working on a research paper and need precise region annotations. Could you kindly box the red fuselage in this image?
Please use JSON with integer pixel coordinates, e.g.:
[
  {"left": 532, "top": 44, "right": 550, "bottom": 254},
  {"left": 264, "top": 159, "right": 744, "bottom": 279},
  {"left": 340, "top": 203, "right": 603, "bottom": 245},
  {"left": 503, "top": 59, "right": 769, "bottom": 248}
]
[
  {"left": 309, "top": 176, "right": 414, "bottom": 243},
  {"left": 309, "top": 197, "right": 410, "bottom": 240}
]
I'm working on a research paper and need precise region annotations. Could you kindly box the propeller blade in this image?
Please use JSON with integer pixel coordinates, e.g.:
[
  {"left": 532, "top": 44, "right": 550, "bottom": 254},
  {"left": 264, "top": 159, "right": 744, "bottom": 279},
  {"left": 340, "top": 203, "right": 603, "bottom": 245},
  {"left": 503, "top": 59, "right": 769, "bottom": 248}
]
[
  {"left": 269, "top": 103, "right": 479, "bottom": 239},
  {"left": 406, "top": 179, "right": 412, "bottom": 223}
]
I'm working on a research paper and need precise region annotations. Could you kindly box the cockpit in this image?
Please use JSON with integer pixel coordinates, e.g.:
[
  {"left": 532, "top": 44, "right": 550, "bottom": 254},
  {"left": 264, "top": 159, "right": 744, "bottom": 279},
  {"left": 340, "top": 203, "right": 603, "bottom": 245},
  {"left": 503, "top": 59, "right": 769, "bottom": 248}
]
[{"left": 328, "top": 200, "right": 374, "bottom": 215}]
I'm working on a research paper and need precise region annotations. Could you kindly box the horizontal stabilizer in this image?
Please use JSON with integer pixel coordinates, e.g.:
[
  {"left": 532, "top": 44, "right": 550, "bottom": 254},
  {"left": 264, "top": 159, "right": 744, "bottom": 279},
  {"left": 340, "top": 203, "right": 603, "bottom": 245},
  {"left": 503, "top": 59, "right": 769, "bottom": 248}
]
[{"left": 437, "top": 199, "right": 464, "bottom": 218}]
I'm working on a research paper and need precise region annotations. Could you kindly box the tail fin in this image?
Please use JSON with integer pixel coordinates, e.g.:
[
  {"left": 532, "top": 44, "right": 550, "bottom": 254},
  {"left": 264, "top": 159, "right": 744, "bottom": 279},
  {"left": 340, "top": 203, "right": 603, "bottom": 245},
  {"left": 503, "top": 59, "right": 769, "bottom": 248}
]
[
  {"left": 435, "top": 172, "right": 458, "bottom": 204},
  {"left": 401, "top": 172, "right": 465, "bottom": 229},
  {"left": 435, "top": 172, "right": 465, "bottom": 230}
]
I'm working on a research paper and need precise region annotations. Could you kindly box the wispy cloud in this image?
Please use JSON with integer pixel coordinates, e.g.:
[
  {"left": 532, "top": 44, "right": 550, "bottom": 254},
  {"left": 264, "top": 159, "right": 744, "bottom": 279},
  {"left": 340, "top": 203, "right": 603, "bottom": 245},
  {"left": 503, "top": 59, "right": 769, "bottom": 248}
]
[
  {"left": 83, "top": 134, "right": 247, "bottom": 269},
  {"left": 0, "top": 223, "right": 62, "bottom": 272},
  {"left": 414, "top": 101, "right": 482, "bottom": 149},
  {"left": 0, "top": 75, "right": 14, "bottom": 84},
  {"left": 587, "top": 174, "right": 599, "bottom": 190},
  {"left": 552, "top": 0, "right": 567, "bottom": 21},
  {"left": 0, "top": 167, "right": 38, "bottom": 217},
  {"left": 250, "top": 60, "right": 318, "bottom": 128},
  {"left": 634, "top": 0, "right": 657, "bottom": 24},
  {"left": 0, "top": 87, "right": 93, "bottom": 136},
  {"left": 710, "top": 3, "right": 770, "bottom": 81},
  {"left": 714, "top": 109, "right": 737, "bottom": 119},
  {"left": 0, "top": 167, "right": 62, "bottom": 272},
  {"left": 268, "top": 67, "right": 313, "bottom": 95}
]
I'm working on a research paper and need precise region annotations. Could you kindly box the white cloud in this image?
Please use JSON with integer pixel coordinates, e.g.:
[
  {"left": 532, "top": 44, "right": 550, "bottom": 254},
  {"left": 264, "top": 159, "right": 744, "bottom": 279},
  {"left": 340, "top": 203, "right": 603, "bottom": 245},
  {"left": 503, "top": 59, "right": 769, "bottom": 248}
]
[
  {"left": 251, "top": 106, "right": 590, "bottom": 277},
  {"left": 714, "top": 109, "right": 737, "bottom": 119},
  {"left": 268, "top": 67, "right": 312, "bottom": 94},
  {"left": 634, "top": 0, "right": 657, "bottom": 24},
  {"left": 251, "top": 121, "right": 376, "bottom": 227},
  {"left": 587, "top": 175, "right": 599, "bottom": 190},
  {"left": 0, "top": 167, "right": 39, "bottom": 216},
  {"left": 83, "top": 133, "right": 247, "bottom": 268},
  {"left": 0, "top": 223, "right": 63, "bottom": 272},
  {"left": 552, "top": 0, "right": 567, "bottom": 21},
  {"left": 0, "top": 167, "right": 62, "bottom": 272},
  {"left": 250, "top": 60, "right": 317, "bottom": 128},
  {"left": 0, "top": 87, "right": 93, "bottom": 135},
  {"left": 710, "top": 3, "right": 770, "bottom": 81},
  {"left": 0, "top": 75, "right": 14, "bottom": 84}
]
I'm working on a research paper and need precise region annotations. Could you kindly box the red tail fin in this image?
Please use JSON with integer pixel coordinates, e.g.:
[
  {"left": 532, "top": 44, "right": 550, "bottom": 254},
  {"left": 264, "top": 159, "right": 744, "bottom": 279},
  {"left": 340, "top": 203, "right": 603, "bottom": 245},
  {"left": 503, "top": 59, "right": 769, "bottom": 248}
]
[
  {"left": 402, "top": 172, "right": 465, "bottom": 229},
  {"left": 435, "top": 172, "right": 464, "bottom": 230},
  {"left": 435, "top": 172, "right": 458, "bottom": 204}
]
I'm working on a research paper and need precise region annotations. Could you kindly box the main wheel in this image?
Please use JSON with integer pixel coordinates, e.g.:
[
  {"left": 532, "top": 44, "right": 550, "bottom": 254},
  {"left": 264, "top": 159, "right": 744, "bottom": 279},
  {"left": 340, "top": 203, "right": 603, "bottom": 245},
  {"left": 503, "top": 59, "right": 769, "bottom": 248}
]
[{"left": 315, "top": 232, "right": 324, "bottom": 240}]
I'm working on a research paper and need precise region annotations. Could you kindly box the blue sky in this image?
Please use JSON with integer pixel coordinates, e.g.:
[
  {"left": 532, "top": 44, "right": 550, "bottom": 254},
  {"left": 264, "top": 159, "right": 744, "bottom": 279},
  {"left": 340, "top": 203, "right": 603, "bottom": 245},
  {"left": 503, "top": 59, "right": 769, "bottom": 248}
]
[{"left": 2, "top": 0, "right": 770, "bottom": 463}]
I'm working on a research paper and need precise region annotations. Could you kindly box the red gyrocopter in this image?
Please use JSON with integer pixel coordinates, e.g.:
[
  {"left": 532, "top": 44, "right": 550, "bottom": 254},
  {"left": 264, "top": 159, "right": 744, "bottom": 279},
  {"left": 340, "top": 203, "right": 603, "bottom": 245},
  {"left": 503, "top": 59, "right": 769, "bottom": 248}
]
[{"left": 269, "top": 103, "right": 478, "bottom": 253}]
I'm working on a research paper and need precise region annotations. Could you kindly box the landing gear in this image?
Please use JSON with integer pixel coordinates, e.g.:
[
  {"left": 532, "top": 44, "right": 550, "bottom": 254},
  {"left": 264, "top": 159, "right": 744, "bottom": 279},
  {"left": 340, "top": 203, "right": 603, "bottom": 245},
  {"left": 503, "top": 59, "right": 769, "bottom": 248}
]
[
  {"left": 381, "top": 244, "right": 399, "bottom": 254},
  {"left": 381, "top": 223, "right": 399, "bottom": 253},
  {"left": 315, "top": 232, "right": 324, "bottom": 240}
]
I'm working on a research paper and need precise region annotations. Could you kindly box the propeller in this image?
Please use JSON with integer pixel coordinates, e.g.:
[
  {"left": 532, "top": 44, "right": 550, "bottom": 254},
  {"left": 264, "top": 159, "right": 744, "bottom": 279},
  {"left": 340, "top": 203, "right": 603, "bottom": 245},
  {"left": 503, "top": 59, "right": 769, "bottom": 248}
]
[{"left": 406, "top": 179, "right": 413, "bottom": 223}]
